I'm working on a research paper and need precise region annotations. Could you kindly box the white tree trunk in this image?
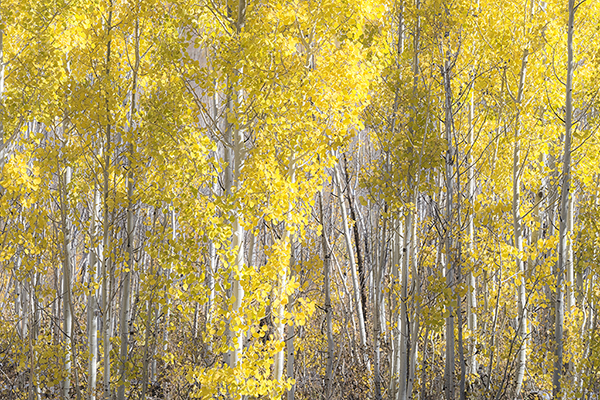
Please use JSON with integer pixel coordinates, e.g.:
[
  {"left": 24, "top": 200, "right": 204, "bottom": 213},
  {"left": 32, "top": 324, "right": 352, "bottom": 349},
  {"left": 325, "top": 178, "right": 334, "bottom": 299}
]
[
  {"left": 398, "top": 187, "right": 413, "bottom": 400},
  {"left": 59, "top": 164, "right": 73, "bottom": 400},
  {"left": 88, "top": 186, "right": 101, "bottom": 400},
  {"left": 101, "top": 6, "right": 114, "bottom": 398},
  {"left": 553, "top": 0, "right": 575, "bottom": 395},
  {"left": 466, "top": 85, "right": 478, "bottom": 377},
  {"left": 390, "top": 219, "right": 402, "bottom": 400},
  {"left": 286, "top": 245, "right": 297, "bottom": 400},
  {"left": 513, "top": 46, "right": 529, "bottom": 399},
  {"left": 227, "top": 114, "right": 245, "bottom": 371},
  {"left": 407, "top": 216, "right": 420, "bottom": 397},
  {"left": 117, "top": 19, "right": 139, "bottom": 398},
  {"left": 319, "top": 189, "right": 334, "bottom": 398},
  {"left": 225, "top": 2, "right": 246, "bottom": 371},
  {"left": 443, "top": 51, "right": 455, "bottom": 400},
  {"left": 333, "top": 166, "right": 367, "bottom": 350},
  {"left": 566, "top": 191, "right": 575, "bottom": 310},
  {"left": 275, "top": 161, "right": 295, "bottom": 381}
]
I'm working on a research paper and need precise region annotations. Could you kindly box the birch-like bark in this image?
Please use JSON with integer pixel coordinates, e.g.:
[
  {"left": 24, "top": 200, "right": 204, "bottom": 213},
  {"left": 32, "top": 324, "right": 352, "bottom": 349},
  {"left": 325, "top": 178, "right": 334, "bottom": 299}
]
[
  {"left": 566, "top": 191, "right": 575, "bottom": 311},
  {"left": 466, "top": 84, "right": 478, "bottom": 378},
  {"left": 286, "top": 245, "right": 296, "bottom": 400},
  {"left": 29, "top": 271, "right": 41, "bottom": 400},
  {"left": 117, "top": 16, "right": 139, "bottom": 399},
  {"left": 399, "top": 5, "right": 422, "bottom": 397},
  {"left": 205, "top": 91, "right": 219, "bottom": 338},
  {"left": 101, "top": 162, "right": 113, "bottom": 400},
  {"left": 343, "top": 156, "right": 367, "bottom": 323},
  {"left": 274, "top": 162, "right": 295, "bottom": 380},
  {"left": 389, "top": 9, "right": 406, "bottom": 393},
  {"left": 102, "top": 5, "right": 114, "bottom": 398},
  {"left": 227, "top": 135, "right": 245, "bottom": 371},
  {"left": 225, "top": 0, "right": 246, "bottom": 372},
  {"left": 553, "top": 0, "right": 575, "bottom": 395},
  {"left": 442, "top": 46, "right": 456, "bottom": 400},
  {"left": 206, "top": 240, "right": 216, "bottom": 329},
  {"left": 15, "top": 262, "right": 25, "bottom": 338},
  {"left": 513, "top": 46, "right": 529, "bottom": 399},
  {"left": 319, "top": 189, "right": 334, "bottom": 399},
  {"left": 374, "top": 211, "right": 386, "bottom": 400},
  {"left": 407, "top": 215, "right": 420, "bottom": 398},
  {"left": 333, "top": 166, "right": 367, "bottom": 350},
  {"left": 159, "top": 208, "right": 176, "bottom": 359},
  {"left": 398, "top": 181, "right": 413, "bottom": 400},
  {"left": 390, "top": 219, "right": 402, "bottom": 400},
  {"left": 88, "top": 186, "right": 101, "bottom": 400},
  {"left": 140, "top": 253, "right": 154, "bottom": 400},
  {"left": 59, "top": 163, "right": 73, "bottom": 400}
]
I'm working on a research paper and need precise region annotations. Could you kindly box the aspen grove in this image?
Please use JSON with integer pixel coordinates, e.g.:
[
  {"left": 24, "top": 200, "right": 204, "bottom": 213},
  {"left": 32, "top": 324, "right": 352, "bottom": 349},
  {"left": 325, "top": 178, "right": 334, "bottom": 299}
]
[{"left": 1, "top": 0, "right": 599, "bottom": 399}]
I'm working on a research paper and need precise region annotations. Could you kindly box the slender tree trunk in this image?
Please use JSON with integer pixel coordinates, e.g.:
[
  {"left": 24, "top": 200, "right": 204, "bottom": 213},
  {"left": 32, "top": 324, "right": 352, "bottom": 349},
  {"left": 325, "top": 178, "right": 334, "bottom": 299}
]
[
  {"left": 319, "top": 189, "right": 334, "bottom": 399},
  {"left": 407, "top": 217, "right": 420, "bottom": 397},
  {"left": 101, "top": 175, "right": 112, "bottom": 400},
  {"left": 442, "top": 47, "right": 456, "bottom": 400},
  {"left": 59, "top": 163, "right": 73, "bottom": 400},
  {"left": 374, "top": 202, "right": 388, "bottom": 400},
  {"left": 206, "top": 240, "right": 216, "bottom": 331},
  {"left": 553, "top": 0, "right": 575, "bottom": 395},
  {"left": 225, "top": 1, "right": 246, "bottom": 373},
  {"left": 566, "top": 191, "right": 575, "bottom": 311},
  {"left": 487, "top": 247, "right": 503, "bottom": 391},
  {"left": 466, "top": 85, "right": 478, "bottom": 378},
  {"left": 513, "top": 47, "right": 529, "bottom": 400},
  {"left": 343, "top": 156, "right": 367, "bottom": 321},
  {"left": 102, "top": 5, "right": 114, "bottom": 398},
  {"left": 334, "top": 166, "right": 367, "bottom": 350},
  {"left": 88, "top": 187, "right": 101, "bottom": 400},
  {"left": 398, "top": 181, "right": 413, "bottom": 400},
  {"left": 389, "top": 8, "right": 406, "bottom": 394},
  {"left": 159, "top": 208, "right": 176, "bottom": 364},
  {"left": 390, "top": 219, "right": 402, "bottom": 400},
  {"left": 140, "top": 256, "right": 155, "bottom": 400},
  {"left": 29, "top": 271, "right": 41, "bottom": 400},
  {"left": 117, "top": 17, "right": 139, "bottom": 399},
  {"left": 15, "top": 264, "right": 25, "bottom": 338},
  {"left": 226, "top": 126, "right": 245, "bottom": 371},
  {"left": 275, "top": 162, "right": 295, "bottom": 380},
  {"left": 286, "top": 244, "right": 297, "bottom": 400}
]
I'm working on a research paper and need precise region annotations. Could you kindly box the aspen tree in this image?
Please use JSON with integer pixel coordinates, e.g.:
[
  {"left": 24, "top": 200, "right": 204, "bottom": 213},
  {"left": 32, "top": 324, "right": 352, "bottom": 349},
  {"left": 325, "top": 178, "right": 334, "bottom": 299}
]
[
  {"left": 223, "top": 0, "right": 246, "bottom": 372},
  {"left": 389, "top": 4, "right": 405, "bottom": 397},
  {"left": 553, "top": 0, "right": 576, "bottom": 395},
  {"left": 117, "top": 10, "right": 140, "bottom": 399},
  {"left": 566, "top": 191, "right": 575, "bottom": 311},
  {"left": 58, "top": 120, "right": 73, "bottom": 400},
  {"left": 466, "top": 88, "right": 477, "bottom": 377},
  {"left": 399, "top": 3, "right": 422, "bottom": 397},
  {"left": 285, "top": 244, "right": 296, "bottom": 400},
  {"left": 101, "top": 3, "right": 115, "bottom": 396},
  {"left": 334, "top": 166, "right": 367, "bottom": 352},
  {"left": 318, "top": 188, "right": 334, "bottom": 398},
  {"left": 442, "top": 33, "right": 456, "bottom": 400},
  {"left": 512, "top": 45, "right": 529, "bottom": 400},
  {"left": 87, "top": 186, "right": 101, "bottom": 400},
  {"left": 274, "top": 161, "right": 295, "bottom": 381},
  {"left": 343, "top": 156, "right": 368, "bottom": 326}
]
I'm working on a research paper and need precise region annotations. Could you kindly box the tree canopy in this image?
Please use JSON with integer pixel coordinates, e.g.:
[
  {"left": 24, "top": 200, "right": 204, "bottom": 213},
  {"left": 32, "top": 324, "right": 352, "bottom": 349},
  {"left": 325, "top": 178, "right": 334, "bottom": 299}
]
[{"left": 1, "top": 0, "right": 599, "bottom": 399}]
